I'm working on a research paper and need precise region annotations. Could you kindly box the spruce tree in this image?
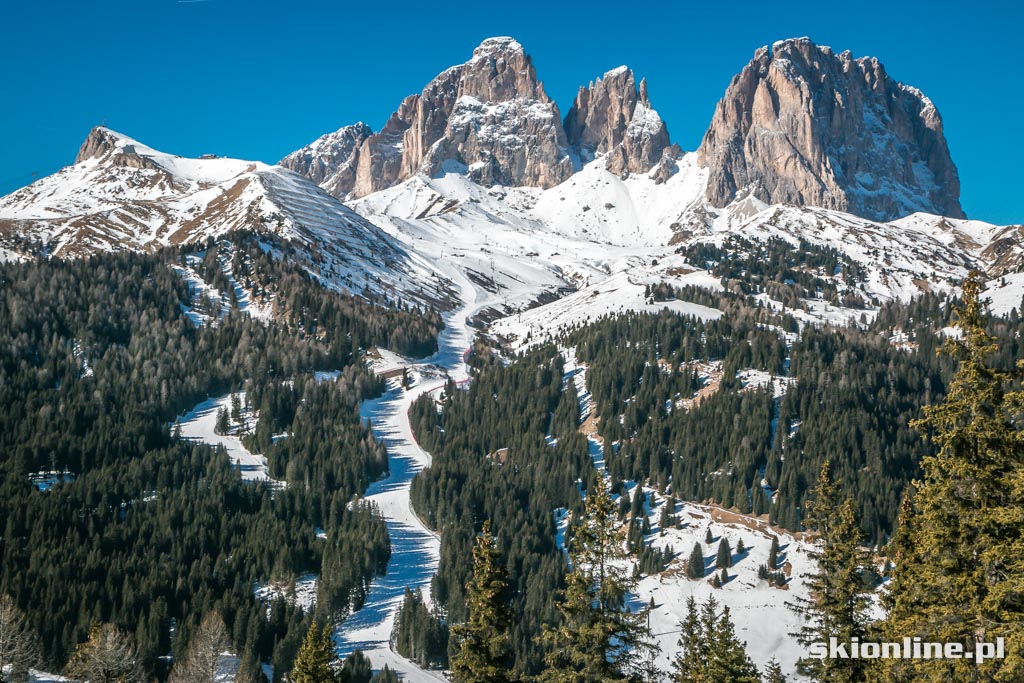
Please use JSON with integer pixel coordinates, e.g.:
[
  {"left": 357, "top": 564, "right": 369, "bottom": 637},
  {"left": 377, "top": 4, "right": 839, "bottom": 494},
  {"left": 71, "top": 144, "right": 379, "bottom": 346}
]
[
  {"left": 450, "top": 521, "right": 513, "bottom": 683},
  {"left": 716, "top": 538, "right": 732, "bottom": 569},
  {"left": 290, "top": 622, "right": 338, "bottom": 683},
  {"left": 884, "top": 275, "right": 1024, "bottom": 681},
  {"left": 768, "top": 536, "right": 780, "bottom": 570},
  {"left": 369, "top": 667, "right": 398, "bottom": 683},
  {"left": 763, "top": 658, "right": 787, "bottom": 683},
  {"left": 686, "top": 543, "right": 705, "bottom": 580},
  {"left": 789, "top": 462, "right": 871, "bottom": 683},
  {"left": 541, "top": 478, "right": 656, "bottom": 682},
  {"left": 340, "top": 650, "right": 371, "bottom": 683},
  {"left": 670, "top": 597, "right": 704, "bottom": 682},
  {"left": 670, "top": 596, "right": 758, "bottom": 683}
]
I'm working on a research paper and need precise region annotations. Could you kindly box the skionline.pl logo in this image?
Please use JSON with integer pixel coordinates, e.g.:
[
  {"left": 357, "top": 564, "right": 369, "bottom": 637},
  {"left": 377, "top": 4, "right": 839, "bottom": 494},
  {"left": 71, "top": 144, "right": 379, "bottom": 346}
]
[{"left": 809, "top": 637, "right": 1005, "bottom": 664}]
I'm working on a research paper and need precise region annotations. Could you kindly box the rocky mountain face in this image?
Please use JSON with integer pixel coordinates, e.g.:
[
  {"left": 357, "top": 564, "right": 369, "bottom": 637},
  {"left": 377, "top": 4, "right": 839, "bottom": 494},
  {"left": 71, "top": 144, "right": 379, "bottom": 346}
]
[
  {"left": 563, "top": 66, "right": 679, "bottom": 181},
  {"left": 278, "top": 122, "right": 371, "bottom": 199},
  {"left": 283, "top": 38, "right": 576, "bottom": 198},
  {"left": 282, "top": 38, "right": 678, "bottom": 198},
  {"left": 698, "top": 37, "right": 964, "bottom": 222}
]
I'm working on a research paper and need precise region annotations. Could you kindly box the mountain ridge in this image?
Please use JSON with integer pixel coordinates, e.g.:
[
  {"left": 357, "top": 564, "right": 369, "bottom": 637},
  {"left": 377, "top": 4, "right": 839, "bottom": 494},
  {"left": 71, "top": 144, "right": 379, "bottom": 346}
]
[
  {"left": 282, "top": 35, "right": 965, "bottom": 226},
  {"left": 0, "top": 126, "right": 455, "bottom": 308}
]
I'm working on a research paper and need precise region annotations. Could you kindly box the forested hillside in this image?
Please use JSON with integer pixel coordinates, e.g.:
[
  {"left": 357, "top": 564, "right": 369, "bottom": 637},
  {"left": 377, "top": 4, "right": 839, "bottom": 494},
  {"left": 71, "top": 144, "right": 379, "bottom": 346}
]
[
  {"left": 408, "top": 345, "right": 595, "bottom": 674},
  {"left": 404, "top": 286, "right": 1024, "bottom": 680},
  {"left": 567, "top": 296, "right": 962, "bottom": 544},
  {"left": 0, "top": 235, "right": 438, "bottom": 680}
]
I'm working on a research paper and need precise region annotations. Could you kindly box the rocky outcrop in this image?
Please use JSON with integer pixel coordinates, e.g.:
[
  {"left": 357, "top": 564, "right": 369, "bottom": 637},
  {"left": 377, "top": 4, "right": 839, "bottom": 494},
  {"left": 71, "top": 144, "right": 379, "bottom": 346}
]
[
  {"left": 564, "top": 66, "right": 676, "bottom": 179},
  {"left": 76, "top": 126, "right": 165, "bottom": 172},
  {"left": 698, "top": 37, "right": 964, "bottom": 221},
  {"left": 286, "top": 37, "right": 574, "bottom": 199},
  {"left": 279, "top": 122, "right": 371, "bottom": 199}
]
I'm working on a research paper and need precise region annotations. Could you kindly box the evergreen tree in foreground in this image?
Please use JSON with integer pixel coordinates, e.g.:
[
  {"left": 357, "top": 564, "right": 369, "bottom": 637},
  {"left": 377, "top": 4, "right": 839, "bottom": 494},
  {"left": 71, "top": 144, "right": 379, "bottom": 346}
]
[
  {"left": 450, "top": 521, "right": 513, "bottom": 683},
  {"left": 541, "top": 478, "right": 656, "bottom": 682},
  {"left": 884, "top": 274, "right": 1024, "bottom": 682},
  {"left": 671, "top": 595, "right": 759, "bottom": 683},
  {"left": 290, "top": 622, "right": 337, "bottom": 683},
  {"left": 763, "top": 658, "right": 787, "bottom": 683},
  {"left": 790, "top": 461, "right": 872, "bottom": 683}
]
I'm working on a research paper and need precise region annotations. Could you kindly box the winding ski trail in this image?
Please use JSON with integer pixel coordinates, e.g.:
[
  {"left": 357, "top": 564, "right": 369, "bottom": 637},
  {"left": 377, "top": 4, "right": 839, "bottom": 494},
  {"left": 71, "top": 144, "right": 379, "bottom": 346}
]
[{"left": 336, "top": 270, "right": 481, "bottom": 681}]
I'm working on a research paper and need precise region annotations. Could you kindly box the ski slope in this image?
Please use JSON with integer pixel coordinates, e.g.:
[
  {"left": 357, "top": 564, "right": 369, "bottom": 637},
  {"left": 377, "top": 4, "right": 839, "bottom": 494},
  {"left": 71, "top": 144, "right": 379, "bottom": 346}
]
[
  {"left": 177, "top": 392, "right": 281, "bottom": 485},
  {"left": 337, "top": 269, "right": 482, "bottom": 681}
]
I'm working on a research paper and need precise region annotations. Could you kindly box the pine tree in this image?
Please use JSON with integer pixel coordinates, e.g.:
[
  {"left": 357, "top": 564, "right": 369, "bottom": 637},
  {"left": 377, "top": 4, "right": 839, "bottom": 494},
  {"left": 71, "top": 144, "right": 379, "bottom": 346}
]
[
  {"left": 670, "top": 596, "right": 758, "bottom": 683},
  {"left": 704, "top": 528, "right": 713, "bottom": 545},
  {"left": 450, "top": 521, "right": 512, "bottom": 683},
  {"left": 541, "top": 478, "right": 656, "bottom": 682},
  {"left": 65, "top": 623, "right": 143, "bottom": 683},
  {"left": 659, "top": 497, "right": 675, "bottom": 532},
  {"left": 789, "top": 462, "right": 871, "bottom": 683},
  {"left": 763, "top": 658, "right": 787, "bottom": 683},
  {"left": 670, "top": 597, "right": 704, "bottom": 682},
  {"left": 215, "top": 407, "right": 230, "bottom": 435},
  {"left": 716, "top": 538, "right": 732, "bottom": 569},
  {"left": 0, "top": 595, "right": 40, "bottom": 683},
  {"left": 339, "top": 650, "right": 371, "bottom": 683},
  {"left": 768, "top": 536, "right": 780, "bottom": 570},
  {"left": 736, "top": 538, "right": 746, "bottom": 555},
  {"left": 686, "top": 543, "right": 705, "bottom": 580},
  {"left": 169, "top": 612, "right": 230, "bottom": 683},
  {"left": 884, "top": 274, "right": 1024, "bottom": 681},
  {"left": 290, "top": 622, "right": 337, "bottom": 683},
  {"left": 369, "top": 666, "right": 397, "bottom": 683}
]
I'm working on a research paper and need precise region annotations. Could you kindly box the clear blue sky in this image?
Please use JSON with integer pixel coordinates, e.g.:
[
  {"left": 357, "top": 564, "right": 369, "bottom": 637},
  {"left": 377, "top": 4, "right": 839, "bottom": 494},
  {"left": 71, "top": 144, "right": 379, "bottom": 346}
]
[{"left": 2, "top": 0, "right": 1020, "bottom": 224}]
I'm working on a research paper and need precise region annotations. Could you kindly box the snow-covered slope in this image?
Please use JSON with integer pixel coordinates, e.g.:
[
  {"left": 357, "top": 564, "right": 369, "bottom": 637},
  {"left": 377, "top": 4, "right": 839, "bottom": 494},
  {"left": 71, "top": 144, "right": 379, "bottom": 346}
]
[
  {"left": 349, "top": 152, "right": 1024, "bottom": 349},
  {"left": 0, "top": 127, "right": 454, "bottom": 309}
]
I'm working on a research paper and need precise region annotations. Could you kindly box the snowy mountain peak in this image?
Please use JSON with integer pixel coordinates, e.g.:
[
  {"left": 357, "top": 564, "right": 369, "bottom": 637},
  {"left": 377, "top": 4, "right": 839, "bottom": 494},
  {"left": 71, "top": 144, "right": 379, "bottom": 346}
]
[
  {"left": 699, "top": 36, "right": 964, "bottom": 223},
  {"left": 471, "top": 36, "right": 524, "bottom": 59},
  {"left": 75, "top": 126, "right": 141, "bottom": 163},
  {"left": 0, "top": 128, "right": 453, "bottom": 308},
  {"left": 283, "top": 36, "right": 572, "bottom": 199},
  {"left": 564, "top": 66, "right": 678, "bottom": 181}
]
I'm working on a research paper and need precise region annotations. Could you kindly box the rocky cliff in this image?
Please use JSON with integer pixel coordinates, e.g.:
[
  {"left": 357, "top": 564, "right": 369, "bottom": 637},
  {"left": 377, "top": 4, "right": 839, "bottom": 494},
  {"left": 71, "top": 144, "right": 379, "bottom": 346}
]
[
  {"left": 284, "top": 37, "right": 575, "bottom": 198},
  {"left": 698, "top": 37, "right": 964, "bottom": 221},
  {"left": 278, "top": 122, "right": 372, "bottom": 199},
  {"left": 564, "top": 66, "right": 678, "bottom": 180}
]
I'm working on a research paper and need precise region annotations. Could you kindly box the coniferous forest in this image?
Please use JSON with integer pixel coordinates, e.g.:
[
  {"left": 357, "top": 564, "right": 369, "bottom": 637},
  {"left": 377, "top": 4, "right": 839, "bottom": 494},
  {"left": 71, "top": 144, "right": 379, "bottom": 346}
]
[
  {"left": 0, "top": 235, "right": 439, "bottom": 680},
  {"left": 4, "top": 229, "right": 1024, "bottom": 683},
  {"left": 405, "top": 281, "right": 1024, "bottom": 681}
]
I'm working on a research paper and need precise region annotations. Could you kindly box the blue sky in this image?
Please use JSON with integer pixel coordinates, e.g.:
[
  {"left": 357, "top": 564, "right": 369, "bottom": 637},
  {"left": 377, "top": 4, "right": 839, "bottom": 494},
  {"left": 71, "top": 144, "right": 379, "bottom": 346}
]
[{"left": 2, "top": 0, "right": 1020, "bottom": 223}]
